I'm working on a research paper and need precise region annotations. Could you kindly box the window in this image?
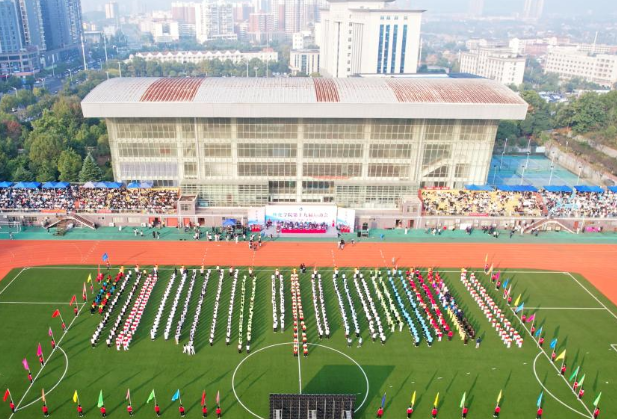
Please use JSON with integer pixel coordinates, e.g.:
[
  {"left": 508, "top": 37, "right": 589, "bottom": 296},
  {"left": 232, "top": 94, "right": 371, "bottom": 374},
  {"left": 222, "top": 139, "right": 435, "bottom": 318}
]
[
  {"left": 424, "top": 120, "right": 455, "bottom": 141},
  {"left": 303, "top": 163, "right": 362, "bottom": 178},
  {"left": 368, "top": 163, "right": 410, "bottom": 178},
  {"left": 238, "top": 143, "right": 297, "bottom": 158},
  {"left": 369, "top": 143, "right": 412, "bottom": 158},
  {"left": 304, "top": 119, "right": 364, "bottom": 140},
  {"left": 303, "top": 143, "right": 363, "bottom": 158},
  {"left": 237, "top": 118, "right": 298, "bottom": 139},
  {"left": 184, "top": 162, "right": 197, "bottom": 179},
  {"left": 117, "top": 143, "right": 178, "bottom": 158},
  {"left": 199, "top": 118, "right": 232, "bottom": 139},
  {"left": 371, "top": 119, "right": 414, "bottom": 140},
  {"left": 302, "top": 181, "right": 334, "bottom": 194},
  {"left": 455, "top": 164, "right": 470, "bottom": 178},
  {"left": 269, "top": 181, "right": 296, "bottom": 194},
  {"left": 238, "top": 163, "right": 296, "bottom": 177},
  {"left": 425, "top": 165, "right": 449, "bottom": 178},
  {"left": 203, "top": 144, "right": 232, "bottom": 157},
  {"left": 422, "top": 144, "right": 451, "bottom": 168}
]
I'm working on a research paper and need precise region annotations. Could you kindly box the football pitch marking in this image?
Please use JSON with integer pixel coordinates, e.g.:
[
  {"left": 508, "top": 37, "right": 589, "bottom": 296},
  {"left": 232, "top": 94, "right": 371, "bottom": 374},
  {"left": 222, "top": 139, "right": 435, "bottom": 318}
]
[
  {"left": 232, "top": 342, "right": 369, "bottom": 419},
  {"left": 17, "top": 346, "right": 69, "bottom": 411},
  {"left": 0, "top": 267, "right": 27, "bottom": 296},
  {"left": 524, "top": 307, "right": 605, "bottom": 310},
  {"left": 0, "top": 301, "right": 86, "bottom": 305},
  {"left": 564, "top": 272, "right": 617, "bottom": 322},
  {"left": 611, "top": 344, "right": 617, "bottom": 353}
]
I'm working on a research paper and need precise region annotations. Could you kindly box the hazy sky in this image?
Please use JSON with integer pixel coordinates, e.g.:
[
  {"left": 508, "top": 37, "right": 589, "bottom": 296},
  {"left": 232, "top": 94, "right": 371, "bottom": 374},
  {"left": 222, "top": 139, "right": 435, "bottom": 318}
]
[{"left": 82, "top": 0, "right": 617, "bottom": 15}]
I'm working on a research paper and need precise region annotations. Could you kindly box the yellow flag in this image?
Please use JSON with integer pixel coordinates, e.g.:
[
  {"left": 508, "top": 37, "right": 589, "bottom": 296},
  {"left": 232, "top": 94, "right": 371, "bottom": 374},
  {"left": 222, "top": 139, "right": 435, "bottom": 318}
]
[
  {"left": 555, "top": 349, "right": 567, "bottom": 362},
  {"left": 87, "top": 274, "right": 92, "bottom": 283},
  {"left": 487, "top": 264, "right": 494, "bottom": 276},
  {"left": 485, "top": 254, "right": 488, "bottom": 265},
  {"left": 73, "top": 391, "right": 79, "bottom": 403},
  {"left": 411, "top": 390, "right": 416, "bottom": 406},
  {"left": 42, "top": 388, "right": 46, "bottom": 404},
  {"left": 497, "top": 390, "right": 503, "bottom": 404},
  {"left": 513, "top": 294, "right": 521, "bottom": 307},
  {"left": 434, "top": 392, "right": 439, "bottom": 408}
]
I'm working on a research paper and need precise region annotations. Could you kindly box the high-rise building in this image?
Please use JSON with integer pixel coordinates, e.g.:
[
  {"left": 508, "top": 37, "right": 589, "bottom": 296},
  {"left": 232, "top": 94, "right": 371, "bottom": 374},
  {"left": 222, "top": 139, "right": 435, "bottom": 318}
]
[
  {"left": 171, "top": 2, "right": 197, "bottom": 24},
  {"left": 468, "top": 0, "right": 483, "bottom": 16},
  {"left": 283, "top": 0, "right": 304, "bottom": 34},
  {"left": 289, "top": 49, "right": 319, "bottom": 75},
  {"left": 38, "top": 0, "right": 83, "bottom": 51},
  {"left": 0, "top": 0, "right": 24, "bottom": 53},
  {"left": 195, "top": 1, "right": 237, "bottom": 42},
  {"left": 318, "top": 0, "right": 423, "bottom": 78},
  {"left": 544, "top": 47, "right": 617, "bottom": 88},
  {"left": 459, "top": 47, "right": 526, "bottom": 86},
  {"left": 105, "top": 1, "right": 119, "bottom": 19},
  {"left": 523, "top": 0, "right": 544, "bottom": 19}
]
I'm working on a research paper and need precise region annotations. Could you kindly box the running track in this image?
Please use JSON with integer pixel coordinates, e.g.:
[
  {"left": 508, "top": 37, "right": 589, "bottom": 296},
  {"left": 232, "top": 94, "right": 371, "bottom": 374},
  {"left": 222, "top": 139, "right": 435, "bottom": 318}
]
[{"left": 1, "top": 240, "right": 617, "bottom": 305}]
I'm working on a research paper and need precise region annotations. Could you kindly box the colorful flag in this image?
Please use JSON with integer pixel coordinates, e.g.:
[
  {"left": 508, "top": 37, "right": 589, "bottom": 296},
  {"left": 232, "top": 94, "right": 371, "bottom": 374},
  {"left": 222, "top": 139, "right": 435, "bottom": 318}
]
[
  {"left": 578, "top": 375, "right": 586, "bottom": 387},
  {"left": 503, "top": 279, "right": 510, "bottom": 289},
  {"left": 487, "top": 264, "right": 494, "bottom": 277},
  {"left": 22, "top": 358, "right": 29, "bottom": 370},
  {"left": 516, "top": 302, "right": 525, "bottom": 313},
  {"left": 201, "top": 391, "right": 206, "bottom": 406},
  {"left": 550, "top": 339, "right": 558, "bottom": 349},
  {"left": 410, "top": 391, "right": 416, "bottom": 406},
  {"left": 3, "top": 389, "right": 10, "bottom": 402},
  {"left": 495, "top": 271, "right": 501, "bottom": 280},
  {"left": 82, "top": 283, "right": 87, "bottom": 301},
  {"left": 513, "top": 294, "right": 521, "bottom": 307},
  {"left": 48, "top": 327, "right": 53, "bottom": 337},
  {"left": 460, "top": 392, "right": 466, "bottom": 408},
  {"left": 593, "top": 392, "right": 602, "bottom": 407},
  {"left": 126, "top": 389, "right": 131, "bottom": 401},
  {"left": 569, "top": 366, "right": 580, "bottom": 382},
  {"left": 172, "top": 389, "right": 180, "bottom": 402},
  {"left": 102, "top": 253, "right": 109, "bottom": 262},
  {"left": 147, "top": 390, "right": 156, "bottom": 404},
  {"left": 73, "top": 391, "right": 79, "bottom": 404},
  {"left": 526, "top": 314, "right": 535, "bottom": 323},
  {"left": 381, "top": 393, "right": 386, "bottom": 409},
  {"left": 433, "top": 392, "right": 439, "bottom": 408},
  {"left": 216, "top": 391, "right": 220, "bottom": 406},
  {"left": 41, "top": 388, "right": 46, "bottom": 404},
  {"left": 87, "top": 274, "right": 92, "bottom": 284},
  {"left": 97, "top": 390, "right": 104, "bottom": 408},
  {"left": 36, "top": 343, "right": 43, "bottom": 357},
  {"left": 534, "top": 326, "right": 543, "bottom": 338},
  {"left": 51, "top": 309, "right": 60, "bottom": 318},
  {"left": 497, "top": 390, "right": 503, "bottom": 405},
  {"left": 537, "top": 391, "right": 543, "bottom": 407},
  {"left": 69, "top": 295, "right": 76, "bottom": 306},
  {"left": 555, "top": 349, "right": 566, "bottom": 362}
]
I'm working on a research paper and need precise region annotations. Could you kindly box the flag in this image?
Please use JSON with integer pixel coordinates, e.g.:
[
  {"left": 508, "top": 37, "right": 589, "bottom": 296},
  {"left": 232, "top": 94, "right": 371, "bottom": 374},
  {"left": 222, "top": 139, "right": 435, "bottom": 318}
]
[
  {"left": 52, "top": 309, "right": 60, "bottom": 318},
  {"left": 526, "top": 314, "right": 535, "bottom": 323},
  {"left": 87, "top": 274, "right": 92, "bottom": 284},
  {"left": 536, "top": 391, "right": 543, "bottom": 407},
  {"left": 513, "top": 294, "right": 521, "bottom": 307},
  {"left": 516, "top": 302, "right": 524, "bottom": 313},
  {"left": 433, "top": 392, "right": 439, "bottom": 408},
  {"left": 22, "top": 358, "right": 29, "bottom": 371},
  {"left": 201, "top": 391, "right": 206, "bottom": 406},
  {"left": 593, "top": 392, "right": 602, "bottom": 407},
  {"left": 497, "top": 390, "right": 503, "bottom": 405},
  {"left": 578, "top": 375, "right": 586, "bottom": 387},
  {"left": 569, "top": 366, "right": 580, "bottom": 382},
  {"left": 460, "top": 392, "right": 466, "bottom": 408},
  {"left": 126, "top": 389, "right": 131, "bottom": 401},
  {"left": 503, "top": 279, "right": 510, "bottom": 289},
  {"left": 48, "top": 327, "right": 53, "bottom": 337},
  {"left": 73, "top": 391, "right": 78, "bottom": 404},
  {"left": 82, "top": 283, "right": 87, "bottom": 300},
  {"left": 381, "top": 393, "right": 386, "bottom": 409},
  {"left": 550, "top": 339, "right": 558, "bottom": 349},
  {"left": 555, "top": 349, "right": 566, "bottom": 362},
  {"left": 147, "top": 390, "right": 156, "bottom": 404},
  {"left": 172, "top": 389, "right": 180, "bottom": 402},
  {"left": 495, "top": 271, "right": 501, "bottom": 280},
  {"left": 37, "top": 343, "right": 43, "bottom": 357},
  {"left": 487, "top": 264, "right": 494, "bottom": 277},
  {"left": 69, "top": 295, "right": 76, "bottom": 306},
  {"left": 97, "top": 390, "right": 104, "bottom": 408},
  {"left": 41, "top": 388, "right": 46, "bottom": 404},
  {"left": 216, "top": 390, "right": 220, "bottom": 406},
  {"left": 534, "top": 326, "right": 543, "bottom": 338},
  {"left": 410, "top": 391, "right": 416, "bottom": 406},
  {"left": 3, "top": 389, "right": 10, "bottom": 402},
  {"left": 102, "top": 253, "right": 109, "bottom": 262}
]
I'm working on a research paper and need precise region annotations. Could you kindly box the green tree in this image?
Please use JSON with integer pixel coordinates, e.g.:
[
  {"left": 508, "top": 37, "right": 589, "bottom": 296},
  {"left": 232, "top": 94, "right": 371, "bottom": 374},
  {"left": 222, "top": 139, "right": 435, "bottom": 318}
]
[
  {"left": 58, "top": 149, "right": 83, "bottom": 182},
  {"left": 12, "top": 166, "right": 34, "bottom": 182},
  {"left": 79, "top": 153, "right": 103, "bottom": 182},
  {"left": 28, "top": 133, "right": 64, "bottom": 181}
]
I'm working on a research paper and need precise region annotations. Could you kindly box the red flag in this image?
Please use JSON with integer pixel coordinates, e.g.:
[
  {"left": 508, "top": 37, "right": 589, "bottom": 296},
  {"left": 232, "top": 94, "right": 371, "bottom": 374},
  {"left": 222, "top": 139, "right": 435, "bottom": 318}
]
[
  {"left": 82, "top": 283, "right": 87, "bottom": 301},
  {"left": 37, "top": 343, "right": 43, "bottom": 357},
  {"left": 216, "top": 391, "right": 220, "bottom": 406},
  {"left": 22, "top": 358, "right": 29, "bottom": 371},
  {"left": 201, "top": 391, "right": 206, "bottom": 406},
  {"left": 3, "top": 389, "right": 10, "bottom": 402},
  {"left": 52, "top": 309, "right": 60, "bottom": 318},
  {"left": 69, "top": 295, "right": 76, "bottom": 307}
]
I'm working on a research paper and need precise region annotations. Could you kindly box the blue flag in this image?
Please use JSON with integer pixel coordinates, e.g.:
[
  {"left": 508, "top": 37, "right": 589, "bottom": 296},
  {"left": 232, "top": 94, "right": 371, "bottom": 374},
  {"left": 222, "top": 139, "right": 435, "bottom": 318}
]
[
  {"left": 102, "top": 253, "right": 109, "bottom": 262},
  {"left": 516, "top": 302, "right": 524, "bottom": 313},
  {"left": 503, "top": 279, "right": 510, "bottom": 289},
  {"left": 537, "top": 391, "right": 543, "bottom": 407},
  {"left": 535, "top": 326, "right": 543, "bottom": 338},
  {"left": 550, "top": 339, "right": 558, "bottom": 349},
  {"left": 172, "top": 389, "right": 180, "bottom": 402},
  {"left": 381, "top": 393, "right": 386, "bottom": 409}
]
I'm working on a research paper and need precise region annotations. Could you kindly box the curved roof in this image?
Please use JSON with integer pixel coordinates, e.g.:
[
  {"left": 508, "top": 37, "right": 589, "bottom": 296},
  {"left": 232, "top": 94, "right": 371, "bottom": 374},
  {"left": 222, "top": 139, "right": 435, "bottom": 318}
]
[{"left": 81, "top": 77, "right": 528, "bottom": 120}]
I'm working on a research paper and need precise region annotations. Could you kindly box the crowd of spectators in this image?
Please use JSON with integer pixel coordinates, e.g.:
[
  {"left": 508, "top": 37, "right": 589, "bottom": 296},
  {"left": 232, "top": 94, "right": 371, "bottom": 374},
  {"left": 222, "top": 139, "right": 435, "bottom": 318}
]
[
  {"left": 275, "top": 221, "right": 329, "bottom": 231},
  {"left": 541, "top": 191, "right": 617, "bottom": 218},
  {"left": 0, "top": 186, "right": 178, "bottom": 214},
  {"left": 421, "top": 190, "right": 541, "bottom": 217}
]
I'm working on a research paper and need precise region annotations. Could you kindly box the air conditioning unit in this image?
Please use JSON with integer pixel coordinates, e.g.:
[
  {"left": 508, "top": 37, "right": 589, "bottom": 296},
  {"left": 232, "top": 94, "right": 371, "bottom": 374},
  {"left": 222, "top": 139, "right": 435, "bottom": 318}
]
[{"left": 109, "top": 222, "right": 115, "bottom": 227}]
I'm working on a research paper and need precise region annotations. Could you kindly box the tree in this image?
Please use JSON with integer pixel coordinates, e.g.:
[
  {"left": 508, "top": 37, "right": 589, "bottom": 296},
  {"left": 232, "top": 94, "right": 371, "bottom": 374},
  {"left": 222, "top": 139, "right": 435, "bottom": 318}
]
[
  {"left": 28, "top": 133, "right": 64, "bottom": 181},
  {"left": 79, "top": 153, "right": 103, "bottom": 182},
  {"left": 12, "top": 166, "right": 34, "bottom": 182},
  {"left": 58, "top": 149, "right": 82, "bottom": 182}
]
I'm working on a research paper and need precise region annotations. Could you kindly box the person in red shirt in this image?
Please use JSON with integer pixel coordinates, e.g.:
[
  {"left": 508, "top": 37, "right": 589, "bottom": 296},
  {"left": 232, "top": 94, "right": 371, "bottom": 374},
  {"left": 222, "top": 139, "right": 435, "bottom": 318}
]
[
  {"left": 406, "top": 405, "right": 413, "bottom": 418},
  {"left": 61, "top": 322, "right": 66, "bottom": 332},
  {"left": 538, "top": 337, "right": 545, "bottom": 346},
  {"left": 10, "top": 401, "right": 15, "bottom": 412},
  {"left": 127, "top": 404, "right": 133, "bottom": 416},
  {"left": 493, "top": 406, "right": 501, "bottom": 417},
  {"left": 39, "top": 355, "right": 45, "bottom": 366},
  {"left": 154, "top": 403, "right": 161, "bottom": 417},
  {"left": 447, "top": 330, "right": 454, "bottom": 341},
  {"left": 578, "top": 388, "right": 585, "bottom": 399},
  {"left": 179, "top": 404, "right": 186, "bottom": 417},
  {"left": 431, "top": 407, "right": 438, "bottom": 418},
  {"left": 42, "top": 403, "right": 49, "bottom": 417},
  {"left": 551, "top": 351, "right": 556, "bottom": 362},
  {"left": 28, "top": 370, "right": 33, "bottom": 383},
  {"left": 536, "top": 407, "right": 543, "bottom": 418},
  {"left": 51, "top": 339, "right": 55, "bottom": 349},
  {"left": 462, "top": 406, "right": 469, "bottom": 418},
  {"left": 376, "top": 407, "right": 383, "bottom": 418},
  {"left": 202, "top": 404, "right": 208, "bottom": 417},
  {"left": 74, "top": 307, "right": 78, "bottom": 316},
  {"left": 216, "top": 406, "right": 222, "bottom": 418},
  {"left": 573, "top": 381, "right": 579, "bottom": 391},
  {"left": 560, "top": 364, "right": 567, "bottom": 375},
  {"left": 593, "top": 407, "right": 600, "bottom": 418},
  {"left": 100, "top": 405, "right": 107, "bottom": 417},
  {"left": 77, "top": 404, "right": 84, "bottom": 417}
]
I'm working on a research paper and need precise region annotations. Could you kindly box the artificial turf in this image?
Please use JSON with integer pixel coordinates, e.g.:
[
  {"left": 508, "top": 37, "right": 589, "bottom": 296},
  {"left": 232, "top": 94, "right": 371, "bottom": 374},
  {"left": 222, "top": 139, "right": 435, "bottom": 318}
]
[{"left": 0, "top": 265, "right": 615, "bottom": 418}]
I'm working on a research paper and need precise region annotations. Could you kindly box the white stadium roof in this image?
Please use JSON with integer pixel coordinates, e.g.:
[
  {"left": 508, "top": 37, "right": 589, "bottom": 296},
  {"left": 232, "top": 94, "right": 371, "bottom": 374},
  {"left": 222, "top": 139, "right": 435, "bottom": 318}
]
[{"left": 81, "top": 77, "right": 528, "bottom": 120}]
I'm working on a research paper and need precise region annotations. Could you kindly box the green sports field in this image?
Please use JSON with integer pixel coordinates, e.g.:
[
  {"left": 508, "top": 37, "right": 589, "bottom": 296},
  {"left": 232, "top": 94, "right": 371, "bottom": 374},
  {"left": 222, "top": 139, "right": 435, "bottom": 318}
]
[{"left": 0, "top": 265, "right": 616, "bottom": 418}]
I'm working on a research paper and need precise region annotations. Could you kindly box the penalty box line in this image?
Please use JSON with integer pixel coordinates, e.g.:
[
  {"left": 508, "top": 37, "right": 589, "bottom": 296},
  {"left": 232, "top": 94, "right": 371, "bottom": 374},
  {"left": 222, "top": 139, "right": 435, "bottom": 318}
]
[{"left": 563, "top": 272, "right": 617, "bottom": 322}]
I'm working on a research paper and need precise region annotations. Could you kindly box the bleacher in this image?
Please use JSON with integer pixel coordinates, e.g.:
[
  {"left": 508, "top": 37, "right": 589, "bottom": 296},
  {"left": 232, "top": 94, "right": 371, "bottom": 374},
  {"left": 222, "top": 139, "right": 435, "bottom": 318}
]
[{"left": 269, "top": 394, "right": 356, "bottom": 419}]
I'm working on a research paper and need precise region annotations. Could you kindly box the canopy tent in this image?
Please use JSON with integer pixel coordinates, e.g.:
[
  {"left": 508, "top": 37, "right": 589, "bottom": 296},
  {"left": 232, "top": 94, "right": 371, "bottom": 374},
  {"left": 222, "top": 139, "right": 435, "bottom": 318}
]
[
  {"left": 82, "top": 182, "right": 97, "bottom": 188},
  {"left": 127, "top": 181, "right": 153, "bottom": 189},
  {"left": 93, "top": 181, "right": 123, "bottom": 189},
  {"left": 464, "top": 184, "right": 494, "bottom": 191},
  {"left": 55, "top": 182, "right": 70, "bottom": 189},
  {"left": 13, "top": 182, "right": 41, "bottom": 189},
  {"left": 574, "top": 185, "right": 604, "bottom": 193},
  {"left": 607, "top": 186, "right": 617, "bottom": 193},
  {"left": 543, "top": 185, "right": 573, "bottom": 193},
  {"left": 222, "top": 219, "right": 237, "bottom": 227},
  {"left": 42, "top": 181, "right": 70, "bottom": 189},
  {"left": 0, "top": 181, "right": 12, "bottom": 188},
  {"left": 496, "top": 185, "right": 538, "bottom": 192}
]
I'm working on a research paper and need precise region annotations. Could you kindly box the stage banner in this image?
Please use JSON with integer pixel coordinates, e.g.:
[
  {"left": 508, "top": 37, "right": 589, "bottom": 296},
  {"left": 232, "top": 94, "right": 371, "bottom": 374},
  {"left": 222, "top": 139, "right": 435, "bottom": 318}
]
[
  {"left": 247, "top": 207, "right": 266, "bottom": 225},
  {"left": 265, "top": 205, "right": 337, "bottom": 225},
  {"left": 336, "top": 208, "right": 356, "bottom": 232}
]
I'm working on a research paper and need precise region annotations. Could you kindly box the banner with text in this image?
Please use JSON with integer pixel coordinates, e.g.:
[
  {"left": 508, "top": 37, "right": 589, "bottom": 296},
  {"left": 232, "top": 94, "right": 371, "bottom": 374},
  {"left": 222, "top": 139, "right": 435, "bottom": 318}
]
[
  {"left": 336, "top": 208, "right": 356, "bottom": 232},
  {"left": 265, "top": 205, "right": 337, "bottom": 226},
  {"left": 247, "top": 207, "right": 266, "bottom": 226}
]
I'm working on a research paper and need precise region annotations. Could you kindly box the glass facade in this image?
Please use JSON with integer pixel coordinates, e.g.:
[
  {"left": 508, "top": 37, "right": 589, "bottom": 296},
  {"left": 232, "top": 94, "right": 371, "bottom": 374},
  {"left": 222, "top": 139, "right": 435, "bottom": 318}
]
[{"left": 107, "top": 117, "right": 498, "bottom": 208}]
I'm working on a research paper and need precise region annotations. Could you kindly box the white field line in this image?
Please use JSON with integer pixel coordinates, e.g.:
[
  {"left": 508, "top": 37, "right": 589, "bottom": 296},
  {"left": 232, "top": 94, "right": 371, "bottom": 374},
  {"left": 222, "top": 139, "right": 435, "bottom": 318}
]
[
  {"left": 524, "top": 307, "right": 605, "bottom": 310},
  {"left": 564, "top": 272, "right": 617, "bottom": 322},
  {"left": 0, "top": 302, "right": 86, "bottom": 305},
  {"left": 0, "top": 268, "right": 27, "bottom": 296},
  {"left": 611, "top": 344, "right": 617, "bottom": 353}
]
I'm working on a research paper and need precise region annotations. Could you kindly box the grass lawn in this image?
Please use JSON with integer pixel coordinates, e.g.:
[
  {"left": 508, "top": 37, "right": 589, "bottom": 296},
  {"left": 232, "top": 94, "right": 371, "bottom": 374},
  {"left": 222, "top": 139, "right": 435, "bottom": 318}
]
[{"left": 0, "top": 265, "right": 615, "bottom": 418}]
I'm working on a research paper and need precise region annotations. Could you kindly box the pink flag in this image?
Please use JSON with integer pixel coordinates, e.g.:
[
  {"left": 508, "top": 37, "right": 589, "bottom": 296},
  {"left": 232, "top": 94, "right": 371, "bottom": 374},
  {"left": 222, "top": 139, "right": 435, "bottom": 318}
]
[
  {"left": 48, "top": 327, "right": 53, "bottom": 337},
  {"left": 526, "top": 314, "right": 536, "bottom": 323},
  {"left": 22, "top": 358, "right": 29, "bottom": 371},
  {"left": 36, "top": 343, "right": 43, "bottom": 357}
]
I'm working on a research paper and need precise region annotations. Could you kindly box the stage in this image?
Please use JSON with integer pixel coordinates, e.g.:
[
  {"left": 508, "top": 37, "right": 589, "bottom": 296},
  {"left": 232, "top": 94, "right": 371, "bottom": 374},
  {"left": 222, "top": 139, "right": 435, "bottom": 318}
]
[{"left": 262, "top": 226, "right": 339, "bottom": 239}]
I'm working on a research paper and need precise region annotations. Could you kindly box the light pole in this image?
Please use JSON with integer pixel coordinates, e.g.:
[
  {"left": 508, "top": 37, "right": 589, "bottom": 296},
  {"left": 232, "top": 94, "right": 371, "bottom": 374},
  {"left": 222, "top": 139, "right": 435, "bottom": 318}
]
[
  {"left": 500, "top": 137, "right": 508, "bottom": 170},
  {"left": 525, "top": 138, "right": 531, "bottom": 169},
  {"left": 492, "top": 164, "right": 497, "bottom": 186},
  {"left": 254, "top": 66, "right": 259, "bottom": 77},
  {"left": 520, "top": 164, "right": 527, "bottom": 185},
  {"left": 118, "top": 62, "right": 122, "bottom": 77},
  {"left": 548, "top": 164, "right": 554, "bottom": 186},
  {"left": 576, "top": 166, "right": 582, "bottom": 184}
]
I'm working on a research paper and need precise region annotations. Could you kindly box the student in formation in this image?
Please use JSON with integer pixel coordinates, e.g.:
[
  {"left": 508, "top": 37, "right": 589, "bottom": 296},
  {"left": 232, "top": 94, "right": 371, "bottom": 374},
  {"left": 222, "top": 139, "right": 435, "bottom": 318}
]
[
  {"left": 406, "top": 405, "right": 413, "bottom": 418},
  {"left": 154, "top": 404, "right": 161, "bottom": 417},
  {"left": 431, "top": 407, "right": 438, "bottom": 418},
  {"left": 202, "top": 404, "right": 208, "bottom": 417},
  {"left": 376, "top": 407, "right": 383, "bottom": 418},
  {"left": 536, "top": 407, "right": 543, "bottom": 418},
  {"left": 127, "top": 404, "right": 133, "bottom": 416},
  {"left": 216, "top": 406, "right": 222, "bottom": 418},
  {"left": 42, "top": 403, "right": 49, "bottom": 417},
  {"left": 493, "top": 405, "right": 501, "bottom": 417},
  {"left": 179, "top": 404, "right": 186, "bottom": 417},
  {"left": 100, "top": 405, "right": 107, "bottom": 417},
  {"left": 77, "top": 404, "right": 84, "bottom": 417},
  {"left": 462, "top": 405, "right": 469, "bottom": 418}
]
